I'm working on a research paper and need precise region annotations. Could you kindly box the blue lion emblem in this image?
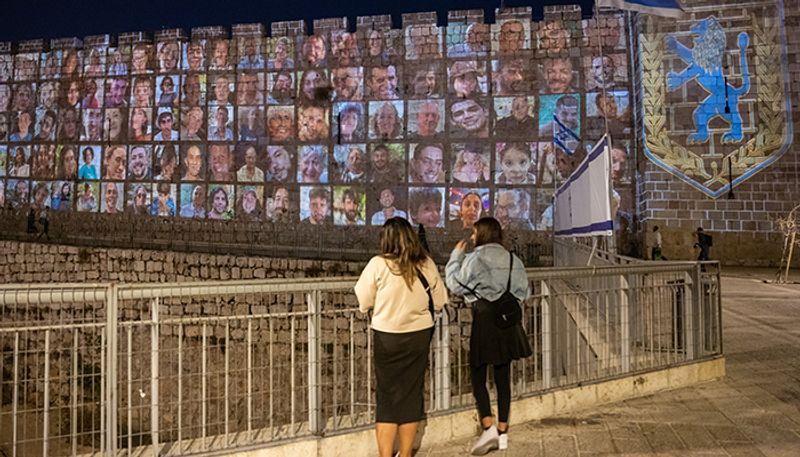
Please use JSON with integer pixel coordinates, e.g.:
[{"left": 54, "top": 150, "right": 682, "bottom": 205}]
[{"left": 666, "top": 17, "right": 750, "bottom": 144}]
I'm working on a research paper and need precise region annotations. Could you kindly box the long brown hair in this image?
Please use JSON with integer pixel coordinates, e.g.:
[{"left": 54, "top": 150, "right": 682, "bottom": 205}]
[
  {"left": 473, "top": 217, "right": 503, "bottom": 247},
  {"left": 380, "top": 217, "right": 427, "bottom": 289}
]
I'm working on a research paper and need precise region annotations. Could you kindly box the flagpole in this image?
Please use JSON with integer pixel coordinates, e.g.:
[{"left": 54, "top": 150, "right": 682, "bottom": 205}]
[{"left": 594, "top": 3, "right": 617, "bottom": 255}]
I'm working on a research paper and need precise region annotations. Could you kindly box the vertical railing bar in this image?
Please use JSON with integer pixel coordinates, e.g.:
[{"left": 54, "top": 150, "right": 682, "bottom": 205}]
[
  {"left": 12, "top": 332, "right": 19, "bottom": 457},
  {"left": 100, "top": 324, "right": 105, "bottom": 454},
  {"left": 225, "top": 322, "right": 230, "bottom": 444},
  {"left": 222, "top": 320, "right": 232, "bottom": 445},
  {"left": 202, "top": 323, "right": 207, "bottom": 447},
  {"left": 367, "top": 318, "right": 372, "bottom": 417},
  {"left": 621, "top": 275, "right": 630, "bottom": 373},
  {"left": 126, "top": 326, "right": 132, "bottom": 456},
  {"left": 269, "top": 318, "right": 274, "bottom": 438},
  {"left": 177, "top": 323, "right": 183, "bottom": 455},
  {"left": 43, "top": 329, "right": 50, "bottom": 457},
  {"left": 290, "top": 315, "right": 296, "bottom": 432},
  {"left": 247, "top": 319, "right": 253, "bottom": 433},
  {"left": 150, "top": 297, "right": 160, "bottom": 457},
  {"left": 72, "top": 329, "right": 78, "bottom": 457},
  {"left": 349, "top": 313, "right": 355, "bottom": 423},
  {"left": 541, "top": 281, "right": 552, "bottom": 390}
]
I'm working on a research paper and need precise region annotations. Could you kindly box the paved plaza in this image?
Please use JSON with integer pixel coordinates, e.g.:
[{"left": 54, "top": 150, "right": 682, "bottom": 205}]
[{"left": 422, "top": 268, "right": 800, "bottom": 457}]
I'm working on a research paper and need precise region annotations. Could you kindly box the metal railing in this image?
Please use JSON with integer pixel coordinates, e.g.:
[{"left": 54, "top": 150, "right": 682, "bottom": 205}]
[{"left": 0, "top": 262, "right": 722, "bottom": 456}]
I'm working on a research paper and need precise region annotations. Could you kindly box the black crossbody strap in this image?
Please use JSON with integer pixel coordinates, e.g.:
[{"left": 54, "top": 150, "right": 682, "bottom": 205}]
[
  {"left": 415, "top": 267, "right": 435, "bottom": 319},
  {"left": 506, "top": 251, "right": 513, "bottom": 293}
]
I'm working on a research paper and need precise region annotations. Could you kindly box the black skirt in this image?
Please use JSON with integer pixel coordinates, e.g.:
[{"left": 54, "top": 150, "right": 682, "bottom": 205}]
[
  {"left": 470, "top": 299, "right": 533, "bottom": 367},
  {"left": 373, "top": 327, "right": 433, "bottom": 424}
]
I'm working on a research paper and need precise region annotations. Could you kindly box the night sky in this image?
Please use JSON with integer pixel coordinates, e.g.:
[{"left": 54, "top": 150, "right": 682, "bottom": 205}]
[{"left": 0, "top": 0, "right": 596, "bottom": 43}]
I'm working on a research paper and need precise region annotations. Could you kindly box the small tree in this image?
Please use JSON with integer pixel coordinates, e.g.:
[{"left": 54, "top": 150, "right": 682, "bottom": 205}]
[{"left": 776, "top": 204, "right": 800, "bottom": 283}]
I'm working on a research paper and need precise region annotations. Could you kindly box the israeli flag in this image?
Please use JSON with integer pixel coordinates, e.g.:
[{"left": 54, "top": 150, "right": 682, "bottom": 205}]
[
  {"left": 597, "top": 0, "right": 685, "bottom": 18},
  {"left": 553, "top": 115, "right": 580, "bottom": 156}
]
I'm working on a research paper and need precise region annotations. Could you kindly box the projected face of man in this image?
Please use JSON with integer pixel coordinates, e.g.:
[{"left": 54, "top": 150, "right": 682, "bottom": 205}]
[
  {"left": 214, "top": 76, "right": 230, "bottom": 104},
  {"left": 108, "top": 79, "right": 128, "bottom": 107},
  {"left": 611, "top": 147, "right": 627, "bottom": 182},
  {"left": 268, "top": 109, "right": 293, "bottom": 142},
  {"left": 129, "top": 146, "right": 148, "bottom": 179},
  {"left": 183, "top": 74, "right": 201, "bottom": 106},
  {"left": 332, "top": 68, "right": 359, "bottom": 100},
  {"left": 499, "top": 61, "right": 524, "bottom": 94},
  {"left": 238, "top": 73, "right": 259, "bottom": 104},
  {"left": 268, "top": 147, "right": 291, "bottom": 181},
  {"left": 342, "top": 193, "right": 359, "bottom": 223},
  {"left": 244, "top": 147, "right": 258, "bottom": 171},
  {"left": 104, "top": 147, "right": 127, "bottom": 180},
  {"left": 555, "top": 100, "right": 579, "bottom": 130},
  {"left": 209, "top": 145, "right": 231, "bottom": 180},
  {"left": 412, "top": 69, "right": 437, "bottom": 97},
  {"left": 346, "top": 147, "right": 365, "bottom": 175},
  {"left": 212, "top": 40, "right": 229, "bottom": 68},
  {"left": 371, "top": 146, "right": 390, "bottom": 172},
  {"left": 85, "top": 109, "right": 103, "bottom": 139},
  {"left": 299, "top": 106, "right": 326, "bottom": 141},
  {"left": 416, "top": 102, "right": 439, "bottom": 137},
  {"left": 499, "top": 20, "right": 525, "bottom": 54},
  {"left": 301, "top": 71, "right": 321, "bottom": 100},
  {"left": 184, "top": 145, "right": 203, "bottom": 180},
  {"left": 159, "top": 42, "right": 179, "bottom": 72},
  {"left": 543, "top": 58, "right": 573, "bottom": 94},
  {"left": 186, "top": 42, "right": 204, "bottom": 71},
  {"left": 412, "top": 145, "right": 443, "bottom": 183},
  {"left": 39, "top": 82, "right": 57, "bottom": 109},
  {"left": 309, "top": 193, "right": 328, "bottom": 224},
  {"left": 495, "top": 191, "right": 524, "bottom": 228},
  {"left": 272, "top": 73, "right": 292, "bottom": 99},
  {"left": 368, "top": 66, "right": 397, "bottom": 99},
  {"left": 379, "top": 189, "right": 395, "bottom": 209},
  {"left": 450, "top": 99, "right": 486, "bottom": 133},
  {"left": 272, "top": 187, "right": 289, "bottom": 215},
  {"left": 591, "top": 56, "right": 614, "bottom": 87}
]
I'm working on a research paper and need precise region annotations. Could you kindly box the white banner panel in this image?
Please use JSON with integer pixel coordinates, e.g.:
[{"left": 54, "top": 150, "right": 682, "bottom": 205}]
[{"left": 554, "top": 135, "right": 613, "bottom": 237}]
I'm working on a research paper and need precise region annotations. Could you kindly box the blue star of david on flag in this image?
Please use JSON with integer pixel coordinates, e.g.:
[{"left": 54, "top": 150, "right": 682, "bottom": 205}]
[{"left": 553, "top": 114, "right": 580, "bottom": 156}]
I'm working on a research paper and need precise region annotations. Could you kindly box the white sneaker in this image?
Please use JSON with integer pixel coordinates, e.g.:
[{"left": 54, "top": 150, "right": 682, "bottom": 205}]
[
  {"left": 471, "top": 425, "right": 499, "bottom": 455},
  {"left": 498, "top": 433, "right": 508, "bottom": 450}
]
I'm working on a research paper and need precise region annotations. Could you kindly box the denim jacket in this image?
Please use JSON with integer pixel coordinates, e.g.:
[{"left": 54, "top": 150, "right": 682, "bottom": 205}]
[{"left": 445, "top": 243, "right": 530, "bottom": 303}]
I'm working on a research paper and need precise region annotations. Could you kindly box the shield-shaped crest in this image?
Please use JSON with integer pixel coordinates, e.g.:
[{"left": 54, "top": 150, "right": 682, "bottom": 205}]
[{"left": 640, "top": 0, "right": 792, "bottom": 198}]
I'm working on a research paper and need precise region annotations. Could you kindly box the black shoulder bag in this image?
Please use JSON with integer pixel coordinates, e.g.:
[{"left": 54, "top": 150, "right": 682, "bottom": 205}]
[
  {"left": 415, "top": 268, "right": 435, "bottom": 320},
  {"left": 457, "top": 252, "right": 522, "bottom": 329}
]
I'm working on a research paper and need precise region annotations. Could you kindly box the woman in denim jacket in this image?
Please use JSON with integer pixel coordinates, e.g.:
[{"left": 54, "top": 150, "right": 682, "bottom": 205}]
[{"left": 445, "top": 217, "right": 532, "bottom": 455}]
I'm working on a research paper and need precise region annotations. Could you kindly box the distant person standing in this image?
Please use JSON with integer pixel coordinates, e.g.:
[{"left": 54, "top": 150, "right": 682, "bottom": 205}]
[
  {"left": 27, "top": 208, "right": 37, "bottom": 234},
  {"left": 651, "top": 225, "right": 666, "bottom": 260},
  {"left": 36, "top": 206, "right": 50, "bottom": 240},
  {"left": 694, "top": 227, "right": 711, "bottom": 261}
]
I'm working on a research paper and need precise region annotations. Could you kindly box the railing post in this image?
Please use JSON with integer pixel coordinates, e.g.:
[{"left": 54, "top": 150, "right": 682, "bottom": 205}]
[
  {"left": 307, "top": 290, "right": 322, "bottom": 434},
  {"left": 150, "top": 297, "right": 160, "bottom": 456},
  {"left": 620, "top": 275, "right": 631, "bottom": 372},
  {"left": 433, "top": 310, "right": 451, "bottom": 411},
  {"left": 684, "top": 268, "right": 697, "bottom": 360},
  {"left": 106, "top": 284, "right": 118, "bottom": 457},
  {"left": 541, "top": 280, "right": 552, "bottom": 390}
]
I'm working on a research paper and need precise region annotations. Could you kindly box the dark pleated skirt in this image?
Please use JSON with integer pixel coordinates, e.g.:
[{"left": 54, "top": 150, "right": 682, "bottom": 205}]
[
  {"left": 470, "top": 299, "right": 533, "bottom": 367},
  {"left": 373, "top": 327, "right": 433, "bottom": 424}
]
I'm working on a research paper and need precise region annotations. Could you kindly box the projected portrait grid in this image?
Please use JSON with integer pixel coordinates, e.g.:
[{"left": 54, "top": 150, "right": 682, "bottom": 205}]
[{"left": 0, "top": 12, "right": 633, "bottom": 232}]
